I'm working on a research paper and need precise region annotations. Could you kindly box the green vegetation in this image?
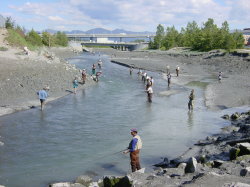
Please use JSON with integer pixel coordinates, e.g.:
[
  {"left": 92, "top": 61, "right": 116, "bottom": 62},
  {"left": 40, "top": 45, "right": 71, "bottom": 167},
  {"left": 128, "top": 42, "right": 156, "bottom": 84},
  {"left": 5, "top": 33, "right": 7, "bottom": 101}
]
[
  {"left": 150, "top": 18, "right": 245, "bottom": 51},
  {"left": 0, "top": 46, "right": 8, "bottom": 51},
  {"left": 3, "top": 16, "right": 68, "bottom": 50}
]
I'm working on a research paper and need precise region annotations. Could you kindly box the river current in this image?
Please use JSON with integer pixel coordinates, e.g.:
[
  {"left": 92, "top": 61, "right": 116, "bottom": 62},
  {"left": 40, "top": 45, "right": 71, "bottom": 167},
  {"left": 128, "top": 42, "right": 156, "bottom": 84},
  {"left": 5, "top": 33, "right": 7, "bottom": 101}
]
[{"left": 0, "top": 52, "right": 243, "bottom": 187}]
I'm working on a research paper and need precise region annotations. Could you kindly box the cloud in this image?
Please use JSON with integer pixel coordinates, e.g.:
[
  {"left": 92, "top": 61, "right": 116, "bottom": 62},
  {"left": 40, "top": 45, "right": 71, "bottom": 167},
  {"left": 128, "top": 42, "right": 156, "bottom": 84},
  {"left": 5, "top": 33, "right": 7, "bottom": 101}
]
[
  {"left": 6, "top": 0, "right": 249, "bottom": 31},
  {"left": 48, "top": 16, "right": 64, "bottom": 22}
]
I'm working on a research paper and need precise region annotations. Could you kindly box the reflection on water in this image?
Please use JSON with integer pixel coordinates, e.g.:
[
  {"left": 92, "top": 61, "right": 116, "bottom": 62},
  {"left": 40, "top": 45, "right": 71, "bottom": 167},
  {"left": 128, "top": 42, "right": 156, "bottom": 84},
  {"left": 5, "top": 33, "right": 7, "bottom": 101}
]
[
  {"left": 0, "top": 52, "right": 247, "bottom": 187},
  {"left": 187, "top": 111, "right": 194, "bottom": 128}
]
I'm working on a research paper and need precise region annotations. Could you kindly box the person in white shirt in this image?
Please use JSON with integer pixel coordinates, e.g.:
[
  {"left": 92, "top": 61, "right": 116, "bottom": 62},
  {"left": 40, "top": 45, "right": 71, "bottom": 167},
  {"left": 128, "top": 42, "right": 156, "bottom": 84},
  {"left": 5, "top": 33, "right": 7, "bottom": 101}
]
[{"left": 146, "top": 84, "right": 153, "bottom": 103}]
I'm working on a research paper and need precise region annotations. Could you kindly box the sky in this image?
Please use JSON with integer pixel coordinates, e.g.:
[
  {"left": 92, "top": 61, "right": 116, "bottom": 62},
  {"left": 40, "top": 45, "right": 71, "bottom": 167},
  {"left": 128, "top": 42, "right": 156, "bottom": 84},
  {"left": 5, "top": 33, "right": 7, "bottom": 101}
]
[{"left": 0, "top": 0, "right": 249, "bottom": 32}]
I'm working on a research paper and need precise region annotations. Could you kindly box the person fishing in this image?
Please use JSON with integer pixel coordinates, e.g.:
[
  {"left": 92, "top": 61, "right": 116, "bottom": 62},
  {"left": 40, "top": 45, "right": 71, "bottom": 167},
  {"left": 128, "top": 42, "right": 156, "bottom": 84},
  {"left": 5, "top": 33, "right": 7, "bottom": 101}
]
[
  {"left": 218, "top": 71, "right": 222, "bottom": 82},
  {"left": 146, "top": 84, "right": 153, "bottom": 103},
  {"left": 123, "top": 128, "right": 142, "bottom": 172},
  {"left": 176, "top": 66, "right": 180, "bottom": 77},
  {"left": 37, "top": 86, "right": 49, "bottom": 111},
  {"left": 82, "top": 69, "right": 87, "bottom": 84},
  {"left": 167, "top": 72, "right": 171, "bottom": 87},
  {"left": 97, "top": 59, "right": 102, "bottom": 69},
  {"left": 92, "top": 64, "right": 96, "bottom": 75},
  {"left": 73, "top": 77, "right": 78, "bottom": 94},
  {"left": 129, "top": 66, "right": 133, "bottom": 75},
  {"left": 188, "top": 89, "right": 195, "bottom": 111}
]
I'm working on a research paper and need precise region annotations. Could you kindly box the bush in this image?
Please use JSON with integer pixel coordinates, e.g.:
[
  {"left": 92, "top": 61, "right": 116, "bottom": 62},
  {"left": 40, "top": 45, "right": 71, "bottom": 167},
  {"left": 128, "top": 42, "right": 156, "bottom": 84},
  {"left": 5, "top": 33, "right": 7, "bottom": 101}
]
[
  {"left": 25, "top": 29, "right": 43, "bottom": 47},
  {"left": 0, "top": 47, "right": 8, "bottom": 51}
]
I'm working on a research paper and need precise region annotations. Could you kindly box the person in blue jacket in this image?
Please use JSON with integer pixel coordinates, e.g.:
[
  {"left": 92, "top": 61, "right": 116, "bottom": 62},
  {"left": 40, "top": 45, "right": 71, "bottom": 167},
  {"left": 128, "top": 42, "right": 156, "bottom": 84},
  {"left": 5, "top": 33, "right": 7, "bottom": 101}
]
[
  {"left": 123, "top": 128, "right": 143, "bottom": 172},
  {"left": 37, "top": 87, "right": 49, "bottom": 110}
]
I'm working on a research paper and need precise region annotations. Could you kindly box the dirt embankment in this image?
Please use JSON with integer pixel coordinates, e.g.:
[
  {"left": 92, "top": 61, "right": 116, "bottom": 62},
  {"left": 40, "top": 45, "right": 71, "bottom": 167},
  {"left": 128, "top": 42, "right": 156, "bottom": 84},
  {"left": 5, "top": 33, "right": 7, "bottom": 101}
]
[{"left": 0, "top": 28, "right": 94, "bottom": 116}]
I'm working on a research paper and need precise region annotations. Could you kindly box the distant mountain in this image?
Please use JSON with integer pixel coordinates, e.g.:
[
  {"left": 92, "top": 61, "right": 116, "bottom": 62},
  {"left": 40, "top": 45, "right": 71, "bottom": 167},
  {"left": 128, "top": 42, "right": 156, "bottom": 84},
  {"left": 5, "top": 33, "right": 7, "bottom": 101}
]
[
  {"left": 65, "top": 30, "right": 85, "bottom": 34},
  {"left": 85, "top": 28, "right": 111, "bottom": 34},
  {"left": 43, "top": 28, "right": 155, "bottom": 35}
]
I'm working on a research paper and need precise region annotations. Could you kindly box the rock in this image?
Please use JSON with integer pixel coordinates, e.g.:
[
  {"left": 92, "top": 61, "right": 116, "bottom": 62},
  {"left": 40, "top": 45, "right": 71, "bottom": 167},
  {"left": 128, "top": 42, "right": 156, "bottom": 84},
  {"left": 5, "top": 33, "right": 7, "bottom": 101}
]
[
  {"left": 231, "top": 112, "right": 240, "bottom": 120},
  {"left": 238, "top": 124, "right": 250, "bottom": 133},
  {"left": 240, "top": 167, "right": 250, "bottom": 177},
  {"left": 185, "top": 157, "right": 197, "bottom": 173},
  {"left": 237, "top": 142, "right": 250, "bottom": 156},
  {"left": 166, "top": 167, "right": 185, "bottom": 176},
  {"left": 213, "top": 160, "right": 224, "bottom": 168},
  {"left": 0, "top": 185, "right": 6, "bottom": 187},
  {"left": 88, "top": 182, "right": 99, "bottom": 187},
  {"left": 0, "top": 141, "right": 4, "bottom": 146},
  {"left": 75, "top": 175, "right": 92, "bottom": 186},
  {"left": 229, "top": 148, "right": 240, "bottom": 160},
  {"left": 153, "top": 157, "right": 169, "bottom": 167},
  {"left": 49, "top": 182, "right": 86, "bottom": 187},
  {"left": 178, "top": 163, "right": 187, "bottom": 170},
  {"left": 222, "top": 114, "right": 230, "bottom": 120},
  {"left": 103, "top": 176, "right": 131, "bottom": 187}
]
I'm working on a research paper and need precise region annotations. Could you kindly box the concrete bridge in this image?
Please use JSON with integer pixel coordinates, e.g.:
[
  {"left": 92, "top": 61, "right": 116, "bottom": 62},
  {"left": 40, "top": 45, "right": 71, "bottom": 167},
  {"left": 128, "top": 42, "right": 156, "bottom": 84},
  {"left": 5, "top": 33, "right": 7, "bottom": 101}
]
[
  {"left": 81, "top": 41, "right": 149, "bottom": 51},
  {"left": 66, "top": 33, "right": 155, "bottom": 42}
]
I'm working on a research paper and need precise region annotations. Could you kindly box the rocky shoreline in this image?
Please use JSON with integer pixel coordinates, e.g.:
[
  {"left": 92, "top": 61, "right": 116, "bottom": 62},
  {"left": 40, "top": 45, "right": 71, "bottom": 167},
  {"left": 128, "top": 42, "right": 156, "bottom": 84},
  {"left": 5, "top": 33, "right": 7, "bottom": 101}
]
[{"left": 49, "top": 111, "right": 250, "bottom": 187}]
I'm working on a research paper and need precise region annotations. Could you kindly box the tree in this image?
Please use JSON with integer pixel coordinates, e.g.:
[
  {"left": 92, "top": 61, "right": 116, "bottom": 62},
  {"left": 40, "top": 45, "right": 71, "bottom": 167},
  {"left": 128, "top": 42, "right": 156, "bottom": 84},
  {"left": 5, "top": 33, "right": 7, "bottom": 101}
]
[
  {"left": 54, "top": 31, "right": 68, "bottom": 46},
  {"left": 153, "top": 24, "right": 165, "bottom": 49},
  {"left": 5, "top": 16, "right": 15, "bottom": 29},
  {"left": 163, "top": 26, "right": 179, "bottom": 49},
  {"left": 232, "top": 31, "right": 244, "bottom": 49},
  {"left": 42, "top": 32, "right": 55, "bottom": 47},
  {"left": 25, "top": 29, "right": 43, "bottom": 46}
]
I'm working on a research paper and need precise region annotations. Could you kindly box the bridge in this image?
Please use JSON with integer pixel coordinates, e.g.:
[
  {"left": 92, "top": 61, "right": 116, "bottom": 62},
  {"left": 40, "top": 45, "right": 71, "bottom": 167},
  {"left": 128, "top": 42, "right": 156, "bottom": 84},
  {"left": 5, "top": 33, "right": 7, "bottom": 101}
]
[
  {"left": 80, "top": 41, "right": 149, "bottom": 51},
  {"left": 66, "top": 33, "right": 155, "bottom": 43},
  {"left": 66, "top": 33, "right": 155, "bottom": 51}
]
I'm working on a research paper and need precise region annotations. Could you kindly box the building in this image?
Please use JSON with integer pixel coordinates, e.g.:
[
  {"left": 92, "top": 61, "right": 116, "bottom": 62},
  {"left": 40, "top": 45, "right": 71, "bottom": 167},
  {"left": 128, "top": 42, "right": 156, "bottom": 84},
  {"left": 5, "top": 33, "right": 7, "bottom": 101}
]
[{"left": 0, "top": 14, "right": 5, "bottom": 28}]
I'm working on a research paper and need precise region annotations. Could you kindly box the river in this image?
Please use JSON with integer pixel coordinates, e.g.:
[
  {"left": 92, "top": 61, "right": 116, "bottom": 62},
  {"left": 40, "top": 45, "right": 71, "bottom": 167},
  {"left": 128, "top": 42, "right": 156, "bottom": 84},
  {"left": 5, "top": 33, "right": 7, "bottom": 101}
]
[{"left": 0, "top": 52, "right": 237, "bottom": 187}]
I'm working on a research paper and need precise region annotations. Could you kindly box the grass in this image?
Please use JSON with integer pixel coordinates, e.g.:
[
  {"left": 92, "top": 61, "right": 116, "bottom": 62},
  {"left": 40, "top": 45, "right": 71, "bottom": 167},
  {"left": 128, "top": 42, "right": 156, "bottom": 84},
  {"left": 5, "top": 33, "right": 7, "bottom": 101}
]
[
  {"left": 5, "top": 29, "right": 37, "bottom": 50},
  {"left": 0, "top": 46, "right": 8, "bottom": 51}
]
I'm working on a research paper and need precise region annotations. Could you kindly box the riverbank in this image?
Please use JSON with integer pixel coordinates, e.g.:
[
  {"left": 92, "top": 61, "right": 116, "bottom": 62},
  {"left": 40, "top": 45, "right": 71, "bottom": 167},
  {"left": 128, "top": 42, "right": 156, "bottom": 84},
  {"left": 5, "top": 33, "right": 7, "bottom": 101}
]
[
  {"left": 0, "top": 29, "right": 95, "bottom": 116},
  {"left": 97, "top": 48, "right": 250, "bottom": 110}
]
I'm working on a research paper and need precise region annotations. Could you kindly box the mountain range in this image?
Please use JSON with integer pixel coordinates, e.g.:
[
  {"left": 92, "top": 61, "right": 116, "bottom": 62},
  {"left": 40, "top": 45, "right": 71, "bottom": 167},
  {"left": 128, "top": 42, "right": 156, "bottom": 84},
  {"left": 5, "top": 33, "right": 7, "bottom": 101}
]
[{"left": 44, "top": 28, "right": 155, "bottom": 35}]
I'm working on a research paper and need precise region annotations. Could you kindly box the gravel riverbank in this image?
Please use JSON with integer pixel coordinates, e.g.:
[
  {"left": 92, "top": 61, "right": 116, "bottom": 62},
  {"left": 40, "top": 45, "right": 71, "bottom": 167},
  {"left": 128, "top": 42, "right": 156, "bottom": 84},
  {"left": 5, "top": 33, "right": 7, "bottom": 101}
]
[{"left": 0, "top": 29, "right": 95, "bottom": 116}]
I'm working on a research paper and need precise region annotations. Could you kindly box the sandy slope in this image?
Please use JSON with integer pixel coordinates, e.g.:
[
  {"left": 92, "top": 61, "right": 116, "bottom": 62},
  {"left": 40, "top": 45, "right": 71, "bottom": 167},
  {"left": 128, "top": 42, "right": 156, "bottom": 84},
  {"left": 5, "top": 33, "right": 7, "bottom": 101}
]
[{"left": 0, "top": 29, "right": 94, "bottom": 116}]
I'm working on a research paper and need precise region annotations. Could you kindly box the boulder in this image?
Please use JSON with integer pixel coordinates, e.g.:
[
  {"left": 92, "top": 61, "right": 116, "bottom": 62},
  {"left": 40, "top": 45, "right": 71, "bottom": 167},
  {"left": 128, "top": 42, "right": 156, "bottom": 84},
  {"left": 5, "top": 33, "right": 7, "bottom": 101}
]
[
  {"left": 221, "top": 114, "right": 230, "bottom": 120},
  {"left": 240, "top": 167, "right": 250, "bottom": 177},
  {"left": 185, "top": 157, "right": 197, "bottom": 173},
  {"left": 103, "top": 176, "right": 131, "bottom": 187},
  {"left": 75, "top": 175, "right": 92, "bottom": 186},
  {"left": 153, "top": 157, "right": 169, "bottom": 167},
  {"left": 237, "top": 142, "right": 250, "bottom": 156},
  {"left": 231, "top": 112, "right": 240, "bottom": 120},
  {"left": 212, "top": 160, "right": 224, "bottom": 168},
  {"left": 229, "top": 148, "right": 240, "bottom": 160}
]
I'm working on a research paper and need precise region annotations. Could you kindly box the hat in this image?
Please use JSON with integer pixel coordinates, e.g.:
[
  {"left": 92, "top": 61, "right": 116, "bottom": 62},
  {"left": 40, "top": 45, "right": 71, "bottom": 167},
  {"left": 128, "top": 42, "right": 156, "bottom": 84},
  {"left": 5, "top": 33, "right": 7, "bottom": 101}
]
[{"left": 130, "top": 128, "right": 138, "bottom": 133}]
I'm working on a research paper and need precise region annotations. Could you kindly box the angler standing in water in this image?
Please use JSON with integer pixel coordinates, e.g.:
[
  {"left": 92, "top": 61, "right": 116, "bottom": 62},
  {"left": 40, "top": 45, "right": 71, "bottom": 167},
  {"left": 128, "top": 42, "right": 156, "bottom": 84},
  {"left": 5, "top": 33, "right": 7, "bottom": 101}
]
[
  {"left": 37, "top": 86, "right": 49, "bottom": 111},
  {"left": 188, "top": 89, "right": 195, "bottom": 111},
  {"left": 82, "top": 69, "right": 87, "bottom": 84},
  {"left": 73, "top": 77, "right": 78, "bottom": 94},
  {"left": 129, "top": 66, "right": 133, "bottom": 75},
  {"left": 92, "top": 64, "right": 96, "bottom": 75},
  {"left": 123, "top": 128, "right": 142, "bottom": 172},
  {"left": 176, "top": 66, "right": 180, "bottom": 77},
  {"left": 167, "top": 72, "right": 171, "bottom": 87},
  {"left": 146, "top": 84, "right": 153, "bottom": 103}
]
